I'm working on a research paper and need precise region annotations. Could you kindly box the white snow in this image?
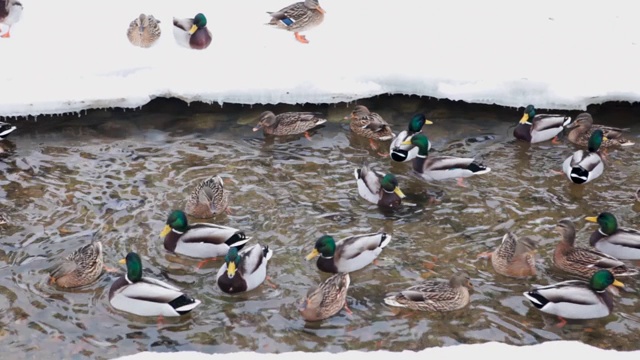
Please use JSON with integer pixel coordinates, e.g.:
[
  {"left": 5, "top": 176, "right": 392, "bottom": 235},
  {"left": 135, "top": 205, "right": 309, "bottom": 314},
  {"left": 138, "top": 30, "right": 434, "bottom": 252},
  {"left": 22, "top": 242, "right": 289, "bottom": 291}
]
[
  {"left": 115, "top": 341, "right": 639, "bottom": 360},
  {"left": 1, "top": 0, "right": 640, "bottom": 118}
]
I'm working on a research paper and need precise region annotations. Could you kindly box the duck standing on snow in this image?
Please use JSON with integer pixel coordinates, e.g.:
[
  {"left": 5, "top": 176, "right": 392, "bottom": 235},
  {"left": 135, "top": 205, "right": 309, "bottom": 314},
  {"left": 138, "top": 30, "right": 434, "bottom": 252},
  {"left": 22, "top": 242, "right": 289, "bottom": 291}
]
[
  {"left": 109, "top": 252, "right": 202, "bottom": 317},
  {"left": 401, "top": 133, "right": 491, "bottom": 187},
  {"left": 185, "top": 175, "right": 230, "bottom": 219},
  {"left": 354, "top": 164, "right": 405, "bottom": 209},
  {"left": 513, "top": 105, "right": 572, "bottom": 144},
  {"left": 566, "top": 113, "right": 635, "bottom": 148},
  {"left": 562, "top": 129, "right": 605, "bottom": 185},
  {"left": 127, "top": 14, "right": 161, "bottom": 48},
  {"left": 0, "top": 0, "right": 22, "bottom": 38},
  {"left": 49, "top": 242, "right": 105, "bottom": 288},
  {"left": 266, "top": 0, "right": 325, "bottom": 44},
  {"left": 173, "top": 13, "right": 212, "bottom": 50},
  {"left": 389, "top": 114, "right": 433, "bottom": 163},
  {"left": 585, "top": 212, "right": 640, "bottom": 260},
  {"left": 299, "top": 272, "right": 351, "bottom": 321},
  {"left": 384, "top": 272, "right": 473, "bottom": 312},
  {"left": 252, "top": 111, "right": 326, "bottom": 140},
  {"left": 216, "top": 244, "right": 273, "bottom": 294},
  {"left": 345, "top": 105, "right": 394, "bottom": 151},
  {"left": 477, "top": 232, "right": 538, "bottom": 278},
  {"left": 0, "top": 121, "right": 16, "bottom": 139},
  {"left": 305, "top": 233, "right": 391, "bottom": 273}
]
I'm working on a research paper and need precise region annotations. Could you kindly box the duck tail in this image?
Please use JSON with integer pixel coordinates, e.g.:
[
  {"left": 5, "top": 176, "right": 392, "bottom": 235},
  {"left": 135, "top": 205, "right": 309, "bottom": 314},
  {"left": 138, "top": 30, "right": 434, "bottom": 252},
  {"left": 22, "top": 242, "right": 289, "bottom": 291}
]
[
  {"left": 383, "top": 296, "right": 407, "bottom": 308},
  {"left": 378, "top": 233, "right": 392, "bottom": 248},
  {"left": 227, "top": 233, "right": 251, "bottom": 249},
  {"left": 263, "top": 245, "right": 274, "bottom": 261},
  {"left": 562, "top": 116, "right": 573, "bottom": 127},
  {"left": 467, "top": 162, "right": 491, "bottom": 175},
  {"left": 522, "top": 290, "right": 548, "bottom": 309},
  {"left": 170, "top": 295, "right": 201, "bottom": 314}
]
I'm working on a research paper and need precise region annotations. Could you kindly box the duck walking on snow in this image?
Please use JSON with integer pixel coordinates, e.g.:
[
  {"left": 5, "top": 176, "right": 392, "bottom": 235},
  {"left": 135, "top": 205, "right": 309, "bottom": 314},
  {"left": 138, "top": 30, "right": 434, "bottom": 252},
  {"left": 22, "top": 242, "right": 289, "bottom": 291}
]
[
  {"left": 0, "top": 0, "right": 22, "bottom": 38},
  {"left": 266, "top": 0, "right": 325, "bottom": 44}
]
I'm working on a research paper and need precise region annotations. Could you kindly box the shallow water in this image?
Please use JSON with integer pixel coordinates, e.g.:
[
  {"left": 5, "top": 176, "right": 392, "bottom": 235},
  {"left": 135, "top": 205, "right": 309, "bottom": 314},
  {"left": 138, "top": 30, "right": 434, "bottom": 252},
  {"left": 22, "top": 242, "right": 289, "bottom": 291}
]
[{"left": 1, "top": 96, "right": 640, "bottom": 359}]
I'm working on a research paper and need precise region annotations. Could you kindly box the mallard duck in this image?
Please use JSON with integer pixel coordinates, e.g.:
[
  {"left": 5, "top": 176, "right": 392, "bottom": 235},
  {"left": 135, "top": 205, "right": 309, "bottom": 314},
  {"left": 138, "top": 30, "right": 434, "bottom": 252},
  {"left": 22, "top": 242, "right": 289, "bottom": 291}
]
[
  {"left": 184, "top": 175, "right": 230, "bottom": 219},
  {"left": 383, "top": 272, "right": 472, "bottom": 312},
  {"left": 354, "top": 165, "right": 405, "bottom": 209},
  {"left": 0, "top": 121, "right": 16, "bottom": 139},
  {"left": 0, "top": 0, "right": 22, "bottom": 38},
  {"left": 266, "top": 0, "right": 325, "bottom": 44},
  {"left": 478, "top": 232, "right": 538, "bottom": 278},
  {"left": 252, "top": 111, "right": 327, "bottom": 139},
  {"left": 566, "top": 113, "right": 634, "bottom": 148},
  {"left": 160, "top": 210, "right": 251, "bottom": 260},
  {"left": 401, "top": 133, "right": 491, "bottom": 185},
  {"left": 553, "top": 219, "right": 638, "bottom": 279},
  {"left": 523, "top": 269, "right": 621, "bottom": 321},
  {"left": 216, "top": 244, "right": 273, "bottom": 294},
  {"left": 299, "top": 272, "right": 350, "bottom": 321},
  {"left": 49, "top": 241, "right": 104, "bottom": 288},
  {"left": 345, "top": 105, "right": 394, "bottom": 149},
  {"left": 562, "top": 129, "right": 605, "bottom": 185},
  {"left": 173, "top": 13, "right": 212, "bottom": 50},
  {"left": 126, "top": 14, "right": 161, "bottom": 48},
  {"left": 305, "top": 233, "right": 391, "bottom": 273},
  {"left": 585, "top": 212, "right": 640, "bottom": 260},
  {"left": 513, "top": 105, "right": 572, "bottom": 144},
  {"left": 110, "top": 252, "right": 202, "bottom": 317},
  {"left": 389, "top": 114, "right": 433, "bottom": 163}
]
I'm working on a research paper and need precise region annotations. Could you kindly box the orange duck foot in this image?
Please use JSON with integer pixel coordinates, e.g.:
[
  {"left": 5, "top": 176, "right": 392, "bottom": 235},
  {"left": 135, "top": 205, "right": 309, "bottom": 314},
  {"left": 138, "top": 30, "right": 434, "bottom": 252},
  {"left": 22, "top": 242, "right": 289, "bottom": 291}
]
[
  {"left": 556, "top": 316, "right": 567, "bottom": 328},
  {"left": 304, "top": 131, "right": 312, "bottom": 141},
  {"left": 456, "top": 178, "right": 467, "bottom": 187},
  {"left": 196, "top": 257, "right": 218, "bottom": 269},
  {"left": 344, "top": 301, "right": 353, "bottom": 315},
  {"left": 1, "top": 28, "right": 10, "bottom": 38},
  {"left": 551, "top": 136, "right": 561, "bottom": 144},
  {"left": 294, "top": 32, "right": 309, "bottom": 44}
]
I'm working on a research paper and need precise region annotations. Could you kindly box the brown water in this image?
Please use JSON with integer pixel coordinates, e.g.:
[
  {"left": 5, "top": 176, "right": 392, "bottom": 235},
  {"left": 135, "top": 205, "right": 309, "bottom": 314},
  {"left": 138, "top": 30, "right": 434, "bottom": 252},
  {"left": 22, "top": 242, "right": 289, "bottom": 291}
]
[{"left": 1, "top": 96, "right": 639, "bottom": 359}]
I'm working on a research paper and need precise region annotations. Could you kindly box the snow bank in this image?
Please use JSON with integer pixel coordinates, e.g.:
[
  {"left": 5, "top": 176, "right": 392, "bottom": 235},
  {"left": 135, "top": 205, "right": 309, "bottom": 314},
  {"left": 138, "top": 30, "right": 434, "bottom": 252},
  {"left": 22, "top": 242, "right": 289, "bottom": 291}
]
[
  {"left": 115, "top": 341, "right": 639, "bottom": 360},
  {"left": 1, "top": 0, "right": 640, "bottom": 118}
]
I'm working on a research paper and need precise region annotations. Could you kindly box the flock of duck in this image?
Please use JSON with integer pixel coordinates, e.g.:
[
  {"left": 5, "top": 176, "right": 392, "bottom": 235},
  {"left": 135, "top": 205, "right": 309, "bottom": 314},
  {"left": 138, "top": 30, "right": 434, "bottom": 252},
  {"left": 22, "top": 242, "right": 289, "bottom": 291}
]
[{"left": 1, "top": 102, "right": 639, "bottom": 326}]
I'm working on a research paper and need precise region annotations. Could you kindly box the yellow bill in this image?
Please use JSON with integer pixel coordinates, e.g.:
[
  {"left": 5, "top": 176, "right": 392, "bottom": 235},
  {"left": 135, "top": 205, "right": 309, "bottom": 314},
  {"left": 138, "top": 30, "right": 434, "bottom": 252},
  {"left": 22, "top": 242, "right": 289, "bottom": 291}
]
[
  {"left": 424, "top": 119, "right": 434, "bottom": 125},
  {"left": 118, "top": 258, "right": 126, "bottom": 265},
  {"left": 394, "top": 187, "right": 406, "bottom": 199},
  {"left": 613, "top": 279, "right": 625, "bottom": 288},
  {"left": 400, "top": 138, "right": 412, "bottom": 146},
  {"left": 585, "top": 216, "right": 598, "bottom": 223},
  {"left": 519, "top": 113, "right": 529, "bottom": 124},
  {"left": 227, "top": 262, "right": 237, "bottom": 277},
  {"left": 188, "top": 24, "right": 198, "bottom": 35},
  {"left": 160, "top": 225, "right": 171, "bottom": 238},
  {"left": 603, "top": 136, "right": 609, "bottom": 141},
  {"left": 305, "top": 248, "right": 320, "bottom": 261}
]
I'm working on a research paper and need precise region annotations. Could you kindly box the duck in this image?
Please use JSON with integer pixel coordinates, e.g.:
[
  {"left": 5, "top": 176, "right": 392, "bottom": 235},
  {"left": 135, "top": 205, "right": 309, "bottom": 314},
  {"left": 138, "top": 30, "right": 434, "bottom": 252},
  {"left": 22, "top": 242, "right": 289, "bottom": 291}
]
[
  {"left": 266, "top": 0, "right": 325, "bottom": 44},
  {"left": 252, "top": 111, "right": 326, "bottom": 139},
  {"left": 354, "top": 164, "right": 405, "bottom": 209},
  {"left": 345, "top": 105, "right": 394, "bottom": 149},
  {"left": 566, "top": 113, "right": 634, "bottom": 148},
  {"left": 0, "top": 0, "right": 22, "bottom": 38},
  {"left": 523, "top": 269, "right": 621, "bottom": 322},
  {"left": 585, "top": 212, "right": 640, "bottom": 260},
  {"left": 184, "top": 175, "right": 230, "bottom": 219},
  {"left": 160, "top": 210, "right": 251, "bottom": 260},
  {"left": 126, "top": 14, "right": 162, "bottom": 48},
  {"left": 299, "top": 272, "right": 351, "bottom": 321},
  {"left": 109, "top": 252, "right": 202, "bottom": 317},
  {"left": 0, "top": 121, "right": 16, "bottom": 139},
  {"left": 562, "top": 129, "right": 605, "bottom": 185},
  {"left": 552, "top": 219, "right": 639, "bottom": 280},
  {"left": 477, "top": 232, "right": 538, "bottom": 278},
  {"left": 513, "top": 104, "right": 572, "bottom": 144},
  {"left": 383, "top": 272, "right": 473, "bottom": 312},
  {"left": 216, "top": 244, "right": 273, "bottom": 294},
  {"left": 389, "top": 114, "right": 433, "bottom": 163},
  {"left": 173, "top": 13, "right": 212, "bottom": 50},
  {"left": 401, "top": 133, "right": 491, "bottom": 186},
  {"left": 49, "top": 241, "right": 104, "bottom": 288},
  {"left": 305, "top": 232, "right": 391, "bottom": 273}
]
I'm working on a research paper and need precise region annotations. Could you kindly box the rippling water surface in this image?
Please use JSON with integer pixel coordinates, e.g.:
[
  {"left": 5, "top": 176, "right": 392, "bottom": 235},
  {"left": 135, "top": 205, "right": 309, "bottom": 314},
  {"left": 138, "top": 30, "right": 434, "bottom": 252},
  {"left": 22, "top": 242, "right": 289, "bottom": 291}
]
[{"left": 1, "top": 96, "right": 640, "bottom": 359}]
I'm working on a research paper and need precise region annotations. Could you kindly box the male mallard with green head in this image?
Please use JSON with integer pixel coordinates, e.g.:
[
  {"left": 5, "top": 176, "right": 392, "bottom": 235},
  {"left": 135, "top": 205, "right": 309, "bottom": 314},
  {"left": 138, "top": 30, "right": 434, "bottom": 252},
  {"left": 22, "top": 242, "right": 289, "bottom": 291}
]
[
  {"left": 216, "top": 244, "right": 273, "bottom": 294},
  {"left": 173, "top": 13, "right": 212, "bottom": 50},
  {"left": 305, "top": 232, "right": 391, "bottom": 273},
  {"left": 127, "top": 14, "right": 161, "bottom": 48},
  {"left": 477, "top": 232, "right": 538, "bottom": 278},
  {"left": 266, "top": 0, "right": 325, "bottom": 44},
  {"left": 299, "top": 272, "right": 351, "bottom": 321},
  {"left": 0, "top": 0, "right": 22, "bottom": 38},
  {"left": 389, "top": 114, "right": 433, "bottom": 163},
  {"left": 354, "top": 164, "right": 405, "bottom": 209},
  {"left": 109, "top": 252, "right": 201, "bottom": 317},
  {"left": 562, "top": 129, "right": 605, "bottom": 185},
  {"left": 383, "top": 272, "right": 473, "bottom": 312},
  {"left": 345, "top": 105, "right": 394, "bottom": 151},
  {"left": 49, "top": 242, "right": 105, "bottom": 288},
  {"left": 252, "top": 111, "right": 326, "bottom": 140},
  {"left": 185, "top": 175, "right": 230, "bottom": 219},
  {"left": 585, "top": 212, "right": 640, "bottom": 260},
  {"left": 553, "top": 220, "right": 638, "bottom": 280},
  {"left": 513, "top": 105, "right": 572, "bottom": 144},
  {"left": 523, "top": 269, "right": 621, "bottom": 327},
  {"left": 566, "top": 113, "right": 634, "bottom": 148},
  {"left": 402, "top": 133, "right": 490, "bottom": 187}
]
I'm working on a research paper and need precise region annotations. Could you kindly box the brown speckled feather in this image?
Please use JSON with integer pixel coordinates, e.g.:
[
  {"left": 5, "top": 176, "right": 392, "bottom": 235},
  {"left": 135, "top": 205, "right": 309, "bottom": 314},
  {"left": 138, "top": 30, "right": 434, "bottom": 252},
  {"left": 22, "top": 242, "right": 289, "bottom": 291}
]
[
  {"left": 50, "top": 242, "right": 104, "bottom": 288},
  {"left": 384, "top": 272, "right": 472, "bottom": 312},
  {"left": 567, "top": 113, "right": 634, "bottom": 148},
  {"left": 490, "top": 233, "right": 537, "bottom": 278},
  {"left": 185, "top": 175, "right": 229, "bottom": 219},
  {"left": 267, "top": 0, "right": 324, "bottom": 32},
  {"left": 299, "top": 273, "right": 350, "bottom": 321}
]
